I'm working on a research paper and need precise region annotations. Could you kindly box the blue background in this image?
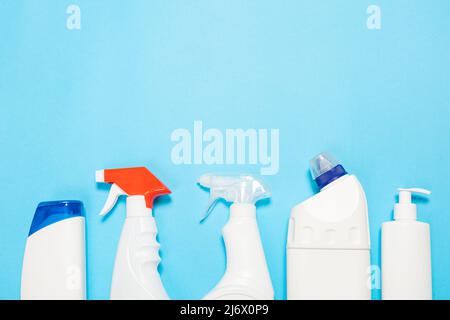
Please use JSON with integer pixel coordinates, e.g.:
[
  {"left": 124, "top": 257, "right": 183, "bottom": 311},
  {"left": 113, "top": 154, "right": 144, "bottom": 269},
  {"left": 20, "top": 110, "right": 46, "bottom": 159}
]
[{"left": 0, "top": 1, "right": 449, "bottom": 300}]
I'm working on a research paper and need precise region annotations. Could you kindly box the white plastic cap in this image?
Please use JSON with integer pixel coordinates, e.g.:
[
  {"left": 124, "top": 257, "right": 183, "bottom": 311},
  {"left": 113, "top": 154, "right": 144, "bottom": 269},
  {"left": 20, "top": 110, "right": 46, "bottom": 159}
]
[{"left": 394, "top": 188, "right": 431, "bottom": 220}]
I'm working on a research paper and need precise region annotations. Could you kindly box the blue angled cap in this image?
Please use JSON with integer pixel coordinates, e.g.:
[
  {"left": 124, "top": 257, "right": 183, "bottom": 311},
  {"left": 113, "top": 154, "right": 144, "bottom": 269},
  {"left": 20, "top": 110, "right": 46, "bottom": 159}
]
[
  {"left": 29, "top": 200, "right": 84, "bottom": 236},
  {"left": 310, "top": 153, "right": 347, "bottom": 190}
]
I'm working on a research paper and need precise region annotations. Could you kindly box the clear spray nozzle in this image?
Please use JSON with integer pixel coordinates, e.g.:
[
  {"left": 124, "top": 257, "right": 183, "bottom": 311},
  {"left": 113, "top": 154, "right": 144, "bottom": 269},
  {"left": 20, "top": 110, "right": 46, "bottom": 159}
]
[{"left": 197, "top": 174, "right": 271, "bottom": 222}]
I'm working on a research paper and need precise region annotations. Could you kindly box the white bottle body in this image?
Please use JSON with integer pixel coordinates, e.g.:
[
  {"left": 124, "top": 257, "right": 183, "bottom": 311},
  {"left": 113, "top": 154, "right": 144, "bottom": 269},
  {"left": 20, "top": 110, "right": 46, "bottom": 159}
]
[
  {"left": 288, "top": 249, "right": 370, "bottom": 299},
  {"left": 287, "top": 175, "right": 371, "bottom": 300},
  {"left": 21, "top": 217, "right": 86, "bottom": 300},
  {"left": 110, "top": 196, "right": 168, "bottom": 300},
  {"left": 382, "top": 220, "right": 432, "bottom": 300},
  {"left": 203, "top": 203, "right": 274, "bottom": 300}
]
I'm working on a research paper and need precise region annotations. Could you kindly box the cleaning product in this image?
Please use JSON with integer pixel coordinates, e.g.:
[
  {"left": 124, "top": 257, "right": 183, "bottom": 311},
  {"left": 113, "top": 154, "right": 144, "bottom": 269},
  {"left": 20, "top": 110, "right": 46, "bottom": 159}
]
[
  {"left": 198, "top": 174, "right": 274, "bottom": 300},
  {"left": 96, "top": 167, "right": 171, "bottom": 300},
  {"left": 382, "top": 188, "right": 432, "bottom": 300},
  {"left": 21, "top": 200, "right": 86, "bottom": 300},
  {"left": 287, "top": 152, "right": 371, "bottom": 299}
]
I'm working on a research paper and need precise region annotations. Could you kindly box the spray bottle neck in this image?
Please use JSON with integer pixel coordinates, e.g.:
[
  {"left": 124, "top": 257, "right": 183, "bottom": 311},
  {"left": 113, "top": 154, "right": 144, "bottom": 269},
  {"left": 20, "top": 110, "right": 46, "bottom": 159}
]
[
  {"left": 230, "top": 203, "right": 256, "bottom": 220},
  {"left": 126, "top": 196, "right": 152, "bottom": 218}
]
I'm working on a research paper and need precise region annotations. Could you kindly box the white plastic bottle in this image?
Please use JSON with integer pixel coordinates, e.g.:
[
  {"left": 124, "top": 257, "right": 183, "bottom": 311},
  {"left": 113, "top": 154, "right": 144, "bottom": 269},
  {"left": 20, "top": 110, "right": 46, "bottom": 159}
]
[
  {"left": 198, "top": 174, "right": 274, "bottom": 300},
  {"left": 287, "top": 153, "right": 371, "bottom": 300},
  {"left": 382, "top": 188, "right": 432, "bottom": 300},
  {"left": 21, "top": 201, "right": 86, "bottom": 300},
  {"left": 96, "top": 167, "right": 171, "bottom": 300}
]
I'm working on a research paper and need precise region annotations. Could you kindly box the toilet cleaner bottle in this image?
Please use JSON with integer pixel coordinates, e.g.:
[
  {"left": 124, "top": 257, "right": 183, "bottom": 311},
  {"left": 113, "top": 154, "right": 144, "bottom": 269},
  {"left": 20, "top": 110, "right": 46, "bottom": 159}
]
[
  {"left": 198, "top": 174, "right": 274, "bottom": 300},
  {"left": 382, "top": 188, "right": 432, "bottom": 300},
  {"left": 287, "top": 152, "right": 371, "bottom": 299},
  {"left": 96, "top": 167, "right": 171, "bottom": 299}
]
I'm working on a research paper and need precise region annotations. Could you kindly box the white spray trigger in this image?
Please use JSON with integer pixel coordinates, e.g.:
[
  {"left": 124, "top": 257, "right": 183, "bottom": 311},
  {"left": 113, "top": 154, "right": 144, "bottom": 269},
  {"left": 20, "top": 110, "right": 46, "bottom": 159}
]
[
  {"left": 99, "top": 183, "right": 127, "bottom": 216},
  {"left": 200, "top": 188, "right": 231, "bottom": 222},
  {"left": 200, "top": 197, "right": 219, "bottom": 223},
  {"left": 197, "top": 174, "right": 271, "bottom": 222}
]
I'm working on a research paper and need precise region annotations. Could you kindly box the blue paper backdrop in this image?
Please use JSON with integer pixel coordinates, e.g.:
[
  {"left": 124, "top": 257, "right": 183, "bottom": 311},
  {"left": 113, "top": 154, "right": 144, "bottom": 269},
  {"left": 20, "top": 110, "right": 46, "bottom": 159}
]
[{"left": 1, "top": 1, "right": 449, "bottom": 300}]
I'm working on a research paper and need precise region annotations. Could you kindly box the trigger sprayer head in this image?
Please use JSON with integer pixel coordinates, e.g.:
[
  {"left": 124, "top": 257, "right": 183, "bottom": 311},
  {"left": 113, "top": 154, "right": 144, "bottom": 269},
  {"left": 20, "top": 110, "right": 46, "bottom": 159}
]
[
  {"left": 197, "top": 174, "right": 271, "bottom": 221},
  {"left": 96, "top": 167, "right": 171, "bottom": 216}
]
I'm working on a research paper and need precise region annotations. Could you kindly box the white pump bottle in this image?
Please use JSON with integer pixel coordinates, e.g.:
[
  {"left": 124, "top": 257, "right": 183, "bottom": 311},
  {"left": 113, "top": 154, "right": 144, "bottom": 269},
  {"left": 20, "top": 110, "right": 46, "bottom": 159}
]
[
  {"left": 198, "top": 174, "right": 274, "bottom": 300},
  {"left": 382, "top": 188, "right": 432, "bottom": 300}
]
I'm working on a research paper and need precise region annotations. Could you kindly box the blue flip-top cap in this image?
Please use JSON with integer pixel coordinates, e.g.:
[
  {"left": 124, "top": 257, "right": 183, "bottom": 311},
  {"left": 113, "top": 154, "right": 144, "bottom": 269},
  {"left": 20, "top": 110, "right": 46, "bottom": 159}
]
[
  {"left": 29, "top": 200, "right": 84, "bottom": 236},
  {"left": 310, "top": 153, "right": 347, "bottom": 190}
]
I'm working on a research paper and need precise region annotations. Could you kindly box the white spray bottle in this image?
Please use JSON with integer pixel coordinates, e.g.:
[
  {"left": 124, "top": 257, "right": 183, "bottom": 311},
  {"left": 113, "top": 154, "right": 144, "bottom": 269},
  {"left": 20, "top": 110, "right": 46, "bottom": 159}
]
[
  {"left": 96, "top": 167, "right": 171, "bottom": 300},
  {"left": 198, "top": 174, "right": 274, "bottom": 300},
  {"left": 287, "top": 152, "right": 371, "bottom": 299}
]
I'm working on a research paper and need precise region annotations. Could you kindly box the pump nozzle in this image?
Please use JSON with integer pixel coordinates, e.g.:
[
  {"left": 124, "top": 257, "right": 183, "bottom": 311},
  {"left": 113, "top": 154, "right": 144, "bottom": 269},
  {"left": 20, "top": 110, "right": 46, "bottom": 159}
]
[
  {"left": 394, "top": 187, "right": 431, "bottom": 220},
  {"left": 96, "top": 167, "right": 171, "bottom": 216},
  {"left": 197, "top": 174, "right": 271, "bottom": 222}
]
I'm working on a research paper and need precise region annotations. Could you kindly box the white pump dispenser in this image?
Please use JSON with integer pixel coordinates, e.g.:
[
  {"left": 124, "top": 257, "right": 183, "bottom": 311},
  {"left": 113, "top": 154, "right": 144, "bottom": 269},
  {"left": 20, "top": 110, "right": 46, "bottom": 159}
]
[
  {"left": 198, "top": 174, "right": 274, "bottom": 300},
  {"left": 394, "top": 188, "right": 431, "bottom": 220},
  {"left": 382, "top": 188, "right": 432, "bottom": 300}
]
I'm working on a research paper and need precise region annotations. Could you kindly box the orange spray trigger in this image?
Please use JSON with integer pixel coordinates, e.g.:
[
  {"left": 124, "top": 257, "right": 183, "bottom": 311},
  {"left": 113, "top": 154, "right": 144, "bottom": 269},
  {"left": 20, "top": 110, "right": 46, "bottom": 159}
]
[{"left": 96, "top": 167, "right": 171, "bottom": 216}]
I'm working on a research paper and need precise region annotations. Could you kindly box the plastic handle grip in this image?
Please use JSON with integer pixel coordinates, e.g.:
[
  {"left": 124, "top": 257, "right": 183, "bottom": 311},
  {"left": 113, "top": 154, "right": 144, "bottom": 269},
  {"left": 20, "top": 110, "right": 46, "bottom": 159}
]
[
  {"left": 110, "top": 216, "right": 168, "bottom": 300},
  {"left": 204, "top": 203, "right": 274, "bottom": 300}
]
